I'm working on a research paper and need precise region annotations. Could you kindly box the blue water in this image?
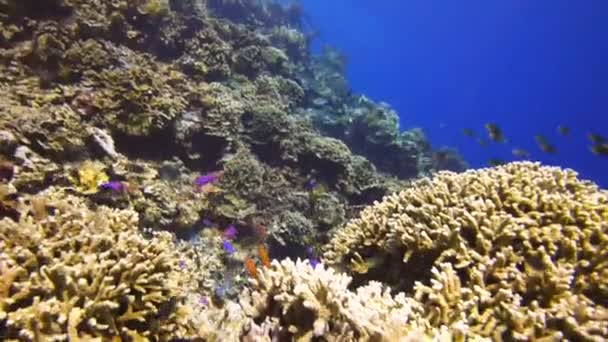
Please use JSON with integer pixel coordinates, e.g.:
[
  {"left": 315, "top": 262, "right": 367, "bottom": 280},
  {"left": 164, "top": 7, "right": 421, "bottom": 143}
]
[{"left": 303, "top": 0, "right": 608, "bottom": 187}]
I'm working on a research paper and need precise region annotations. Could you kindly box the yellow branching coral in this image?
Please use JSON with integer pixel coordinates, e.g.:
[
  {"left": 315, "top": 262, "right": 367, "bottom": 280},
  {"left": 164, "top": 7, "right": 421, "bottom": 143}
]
[
  {"left": 323, "top": 161, "right": 608, "bottom": 340},
  {"left": 69, "top": 160, "right": 109, "bottom": 194},
  {"left": 0, "top": 189, "right": 195, "bottom": 340}
]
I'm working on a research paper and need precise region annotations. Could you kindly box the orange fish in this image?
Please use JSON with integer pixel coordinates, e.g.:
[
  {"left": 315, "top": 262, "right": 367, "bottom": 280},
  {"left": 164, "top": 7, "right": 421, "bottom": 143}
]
[
  {"left": 258, "top": 244, "right": 271, "bottom": 268},
  {"left": 244, "top": 257, "right": 258, "bottom": 279}
]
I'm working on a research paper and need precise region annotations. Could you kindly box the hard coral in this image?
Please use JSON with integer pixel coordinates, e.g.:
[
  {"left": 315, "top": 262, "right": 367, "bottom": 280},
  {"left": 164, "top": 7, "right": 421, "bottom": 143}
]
[
  {"left": 324, "top": 161, "right": 608, "bottom": 340},
  {"left": 0, "top": 190, "right": 194, "bottom": 340},
  {"left": 85, "top": 57, "right": 188, "bottom": 137},
  {"left": 69, "top": 160, "right": 108, "bottom": 194},
  {"left": 239, "top": 258, "right": 463, "bottom": 341}
]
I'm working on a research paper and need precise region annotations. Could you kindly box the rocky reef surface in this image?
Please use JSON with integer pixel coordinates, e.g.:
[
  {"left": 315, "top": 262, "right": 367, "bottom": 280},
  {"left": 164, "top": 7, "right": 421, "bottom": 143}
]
[{"left": 1, "top": 0, "right": 606, "bottom": 341}]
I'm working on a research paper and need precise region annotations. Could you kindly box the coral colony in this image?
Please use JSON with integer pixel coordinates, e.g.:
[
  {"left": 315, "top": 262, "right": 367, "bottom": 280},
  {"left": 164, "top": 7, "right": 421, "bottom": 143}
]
[{"left": 0, "top": 0, "right": 606, "bottom": 340}]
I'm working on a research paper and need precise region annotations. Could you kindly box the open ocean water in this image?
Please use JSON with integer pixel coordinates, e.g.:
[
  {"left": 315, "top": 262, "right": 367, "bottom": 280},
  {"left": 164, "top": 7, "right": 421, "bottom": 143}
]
[{"left": 304, "top": 0, "right": 608, "bottom": 186}]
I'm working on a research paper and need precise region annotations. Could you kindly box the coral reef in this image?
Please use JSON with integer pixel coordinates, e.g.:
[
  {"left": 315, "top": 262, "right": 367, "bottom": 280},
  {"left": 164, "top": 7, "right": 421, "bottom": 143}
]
[
  {"left": 324, "top": 161, "right": 608, "bottom": 340},
  {"left": 0, "top": 189, "right": 194, "bottom": 340},
  {"left": 239, "top": 258, "right": 465, "bottom": 341},
  {"left": 301, "top": 47, "right": 468, "bottom": 177},
  {"left": 0, "top": 0, "right": 534, "bottom": 340}
]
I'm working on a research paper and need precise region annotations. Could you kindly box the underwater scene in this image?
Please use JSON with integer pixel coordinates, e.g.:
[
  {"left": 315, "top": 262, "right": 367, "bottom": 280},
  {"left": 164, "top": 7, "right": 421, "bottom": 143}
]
[{"left": 0, "top": 0, "right": 606, "bottom": 341}]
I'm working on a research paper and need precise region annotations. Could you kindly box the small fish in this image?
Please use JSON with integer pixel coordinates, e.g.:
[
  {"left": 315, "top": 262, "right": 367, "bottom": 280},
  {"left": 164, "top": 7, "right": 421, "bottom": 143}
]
[
  {"left": 223, "top": 225, "right": 238, "bottom": 240},
  {"left": 476, "top": 138, "right": 488, "bottom": 147},
  {"left": 590, "top": 143, "right": 608, "bottom": 156},
  {"left": 202, "top": 218, "right": 213, "bottom": 227},
  {"left": 306, "top": 247, "right": 320, "bottom": 268},
  {"left": 99, "top": 181, "right": 127, "bottom": 192},
  {"left": 485, "top": 123, "right": 506, "bottom": 143},
  {"left": 199, "top": 295, "right": 209, "bottom": 306},
  {"left": 195, "top": 171, "right": 223, "bottom": 187},
  {"left": 488, "top": 158, "right": 506, "bottom": 167},
  {"left": 557, "top": 125, "right": 570, "bottom": 136},
  {"left": 244, "top": 257, "right": 258, "bottom": 278},
  {"left": 258, "top": 244, "right": 271, "bottom": 268},
  {"left": 535, "top": 135, "right": 557, "bottom": 154},
  {"left": 462, "top": 128, "right": 476, "bottom": 138},
  {"left": 511, "top": 148, "right": 530, "bottom": 158},
  {"left": 178, "top": 260, "right": 187, "bottom": 269},
  {"left": 588, "top": 133, "right": 606, "bottom": 145},
  {"left": 222, "top": 239, "right": 235, "bottom": 255}
]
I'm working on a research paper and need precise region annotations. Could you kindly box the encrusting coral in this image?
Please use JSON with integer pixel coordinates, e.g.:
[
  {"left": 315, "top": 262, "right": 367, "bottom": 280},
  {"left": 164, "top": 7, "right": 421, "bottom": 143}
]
[
  {"left": 0, "top": 189, "right": 194, "bottom": 340},
  {"left": 323, "top": 161, "right": 608, "bottom": 340}
]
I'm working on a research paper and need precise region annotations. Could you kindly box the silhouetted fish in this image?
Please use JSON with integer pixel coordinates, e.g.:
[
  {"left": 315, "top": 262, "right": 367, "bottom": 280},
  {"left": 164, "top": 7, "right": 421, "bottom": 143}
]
[
  {"left": 557, "top": 125, "right": 570, "bottom": 136},
  {"left": 488, "top": 158, "right": 506, "bottom": 166},
  {"left": 590, "top": 143, "right": 608, "bottom": 157},
  {"left": 588, "top": 132, "right": 606, "bottom": 145},
  {"left": 512, "top": 148, "right": 530, "bottom": 158},
  {"left": 485, "top": 123, "right": 506, "bottom": 143},
  {"left": 462, "top": 128, "right": 476, "bottom": 138},
  {"left": 477, "top": 138, "right": 488, "bottom": 147},
  {"left": 535, "top": 135, "right": 557, "bottom": 154}
]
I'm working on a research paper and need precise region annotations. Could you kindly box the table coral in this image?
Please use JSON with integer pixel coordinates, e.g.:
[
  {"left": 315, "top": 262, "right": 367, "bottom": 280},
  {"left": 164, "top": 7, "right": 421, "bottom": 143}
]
[
  {"left": 323, "top": 161, "right": 608, "bottom": 340},
  {"left": 0, "top": 189, "right": 195, "bottom": 340}
]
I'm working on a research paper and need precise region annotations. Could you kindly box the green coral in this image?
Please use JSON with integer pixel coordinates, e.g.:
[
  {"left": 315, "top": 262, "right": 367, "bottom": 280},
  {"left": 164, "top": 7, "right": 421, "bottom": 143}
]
[
  {"left": 136, "top": 0, "right": 170, "bottom": 17},
  {"left": 269, "top": 211, "right": 315, "bottom": 247},
  {"left": 311, "top": 191, "right": 345, "bottom": 229},
  {"left": 214, "top": 193, "right": 257, "bottom": 221}
]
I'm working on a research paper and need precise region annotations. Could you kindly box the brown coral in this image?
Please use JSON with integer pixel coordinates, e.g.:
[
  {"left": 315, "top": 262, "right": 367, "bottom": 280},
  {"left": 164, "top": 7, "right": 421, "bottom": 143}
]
[
  {"left": 324, "top": 161, "right": 608, "bottom": 340},
  {"left": 0, "top": 189, "right": 194, "bottom": 340}
]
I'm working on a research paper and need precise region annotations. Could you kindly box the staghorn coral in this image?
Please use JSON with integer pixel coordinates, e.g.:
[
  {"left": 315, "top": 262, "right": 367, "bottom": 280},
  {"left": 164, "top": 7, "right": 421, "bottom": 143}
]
[
  {"left": 324, "top": 161, "right": 608, "bottom": 340},
  {"left": 239, "top": 258, "right": 467, "bottom": 341},
  {"left": 0, "top": 189, "right": 195, "bottom": 340}
]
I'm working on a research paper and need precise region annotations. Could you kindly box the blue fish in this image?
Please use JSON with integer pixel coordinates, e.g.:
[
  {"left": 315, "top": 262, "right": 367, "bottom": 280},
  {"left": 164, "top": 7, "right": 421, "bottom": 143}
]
[{"left": 222, "top": 239, "right": 235, "bottom": 255}]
